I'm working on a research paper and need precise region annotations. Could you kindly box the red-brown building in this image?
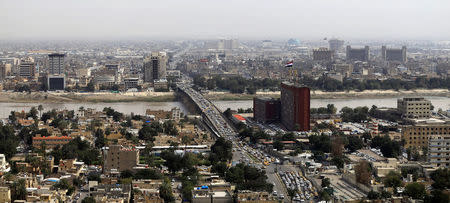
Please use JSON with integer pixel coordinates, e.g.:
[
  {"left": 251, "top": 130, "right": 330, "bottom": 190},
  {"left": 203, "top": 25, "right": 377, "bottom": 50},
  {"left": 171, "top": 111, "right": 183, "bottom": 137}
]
[
  {"left": 253, "top": 97, "right": 281, "bottom": 123},
  {"left": 280, "top": 82, "right": 310, "bottom": 131}
]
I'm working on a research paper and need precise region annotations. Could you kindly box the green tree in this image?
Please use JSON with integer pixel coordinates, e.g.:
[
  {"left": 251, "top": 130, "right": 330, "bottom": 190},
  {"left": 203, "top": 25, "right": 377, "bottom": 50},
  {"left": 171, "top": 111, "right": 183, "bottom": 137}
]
[
  {"left": 405, "top": 182, "right": 426, "bottom": 200},
  {"left": 11, "top": 179, "right": 26, "bottom": 201},
  {"left": 321, "top": 178, "right": 331, "bottom": 188},
  {"left": 209, "top": 137, "right": 233, "bottom": 164},
  {"left": 424, "top": 190, "right": 450, "bottom": 203},
  {"left": 380, "top": 190, "right": 392, "bottom": 199},
  {"left": 430, "top": 168, "right": 450, "bottom": 190},
  {"left": 159, "top": 179, "right": 175, "bottom": 203},
  {"left": 367, "top": 190, "right": 380, "bottom": 200},
  {"left": 383, "top": 171, "right": 403, "bottom": 189},
  {"left": 86, "top": 80, "right": 95, "bottom": 92},
  {"left": 82, "top": 196, "right": 96, "bottom": 203},
  {"left": 345, "top": 136, "right": 364, "bottom": 152}
]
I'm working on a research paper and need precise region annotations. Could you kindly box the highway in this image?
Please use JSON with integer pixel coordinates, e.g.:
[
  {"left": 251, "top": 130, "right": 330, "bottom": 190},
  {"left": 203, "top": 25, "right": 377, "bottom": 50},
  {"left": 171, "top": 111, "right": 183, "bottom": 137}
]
[{"left": 177, "top": 84, "right": 236, "bottom": 138}]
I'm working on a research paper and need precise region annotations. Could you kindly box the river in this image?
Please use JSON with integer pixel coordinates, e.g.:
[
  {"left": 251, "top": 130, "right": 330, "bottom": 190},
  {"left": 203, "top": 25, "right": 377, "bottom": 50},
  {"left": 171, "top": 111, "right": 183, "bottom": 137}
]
[
  {"left": 0, "top": 96, "right": 448, "bottom": 119},
  {"left": 213, "top": 96, "right": 450, "bottom": 112}
]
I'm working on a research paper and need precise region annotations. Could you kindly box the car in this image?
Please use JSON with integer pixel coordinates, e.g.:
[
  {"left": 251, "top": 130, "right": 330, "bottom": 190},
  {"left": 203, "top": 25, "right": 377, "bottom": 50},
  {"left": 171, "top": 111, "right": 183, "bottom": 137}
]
[
  {"left": 279, "top": 194, "right": 285, "bottom": 199},
  {"left": 272, "top": 191, "right": 278, "bottom": 196}
]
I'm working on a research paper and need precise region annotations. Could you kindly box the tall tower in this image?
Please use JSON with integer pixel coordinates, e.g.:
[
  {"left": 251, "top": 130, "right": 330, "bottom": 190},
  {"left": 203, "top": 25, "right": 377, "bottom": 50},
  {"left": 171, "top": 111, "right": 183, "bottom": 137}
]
[
  {"left": 280, "top": 82, "right": 310, "bottom": 131},
  {"left": 328, "top": 38, "right": 344, "bottom": 52},
  {"left": 48, "top": 53, "right": 65, "bottom": 75},
  {"left": 143, "top": 52, "right": 167, "bottom": 83}
]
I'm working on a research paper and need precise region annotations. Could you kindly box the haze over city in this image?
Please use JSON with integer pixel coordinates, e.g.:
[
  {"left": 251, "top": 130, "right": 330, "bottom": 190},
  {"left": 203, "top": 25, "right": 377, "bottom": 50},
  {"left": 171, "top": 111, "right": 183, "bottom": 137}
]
[
  {"left": 1, "top": 0, "right": 450, "bottom": 40},
  {"left": 0, "top": 1, "right": 449, "bottom": 203}
]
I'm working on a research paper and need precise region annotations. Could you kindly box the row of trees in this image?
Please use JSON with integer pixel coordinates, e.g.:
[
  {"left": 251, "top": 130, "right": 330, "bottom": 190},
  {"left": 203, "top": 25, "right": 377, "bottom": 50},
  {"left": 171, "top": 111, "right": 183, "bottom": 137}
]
[
  {"left": 195, "top": 75, "right": 450, "bottom": 93},
  {"left": 193, "top": 75, "right": 280, "bottom": 93},
  {"left": 301, "top": 76, "right": 450, "bottom": 91},
  {"left": 311, "top": 104, "right": 337, "bottom": 115}
]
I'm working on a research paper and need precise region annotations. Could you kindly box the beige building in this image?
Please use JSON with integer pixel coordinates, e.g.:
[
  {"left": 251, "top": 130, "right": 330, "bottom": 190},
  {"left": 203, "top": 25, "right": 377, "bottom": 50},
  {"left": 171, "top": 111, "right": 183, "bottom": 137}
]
[
  {"left": 372, "top": 158, "right": 399, "bottom": 177},
  {"left": 143, "top": 52, "right": 167, "bottom": 83},
  {"left": 103, "top": 145, "right": 139, "bottom": 172},
  {"left": 0, "top": 187, "right": 11, "bottom": 203},
  {"left": 397, "top": 97, "right": 431, "bottom": 119},
  {"left": 402, "top": 119, "right": 450, "bottom": 149}
]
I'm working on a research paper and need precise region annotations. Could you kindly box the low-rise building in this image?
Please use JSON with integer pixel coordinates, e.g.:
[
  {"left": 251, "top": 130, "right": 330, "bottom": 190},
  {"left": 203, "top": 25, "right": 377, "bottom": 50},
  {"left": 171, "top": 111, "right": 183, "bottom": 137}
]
[
  {"left": 103, "top": 145, "right": 139, "bottom": 172},
  {"left": 192, "top": 188, "right": 232, "bottom": 203},
  {"left": 32, "top": 135, "right": 73, "bottom": 149},
  {"left": 0, "top": 187, "right": 11, "bottom": 203}
]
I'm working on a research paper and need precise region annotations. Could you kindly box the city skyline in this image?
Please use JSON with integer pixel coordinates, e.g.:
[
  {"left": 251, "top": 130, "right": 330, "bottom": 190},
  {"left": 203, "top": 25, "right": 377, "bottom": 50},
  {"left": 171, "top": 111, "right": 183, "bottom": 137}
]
[{"left": 1, "top": 0, "right": 450, "bottom": 40}]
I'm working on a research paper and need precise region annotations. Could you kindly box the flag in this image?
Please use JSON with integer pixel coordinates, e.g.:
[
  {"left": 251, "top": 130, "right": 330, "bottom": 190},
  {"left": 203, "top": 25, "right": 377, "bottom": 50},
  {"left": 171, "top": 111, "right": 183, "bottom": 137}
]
[{"left": 285, "top": 61, "right": 293, "bottom": 67}]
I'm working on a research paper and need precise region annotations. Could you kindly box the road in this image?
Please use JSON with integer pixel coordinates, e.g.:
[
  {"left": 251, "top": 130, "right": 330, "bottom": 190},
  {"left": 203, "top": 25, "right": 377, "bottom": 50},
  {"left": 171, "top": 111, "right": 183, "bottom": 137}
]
[
  {"left": 177, "top": 84, "right": 236, "bottom": 138},
  {"left": 232, "top": 142, "right": 290, "bottom": 203}
]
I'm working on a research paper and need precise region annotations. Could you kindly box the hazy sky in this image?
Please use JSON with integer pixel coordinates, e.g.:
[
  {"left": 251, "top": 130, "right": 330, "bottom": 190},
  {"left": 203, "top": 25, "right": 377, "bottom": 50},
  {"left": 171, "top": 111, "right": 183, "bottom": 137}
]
[{"left": 1, "top": 0, "right": 449, "bottom": 40}]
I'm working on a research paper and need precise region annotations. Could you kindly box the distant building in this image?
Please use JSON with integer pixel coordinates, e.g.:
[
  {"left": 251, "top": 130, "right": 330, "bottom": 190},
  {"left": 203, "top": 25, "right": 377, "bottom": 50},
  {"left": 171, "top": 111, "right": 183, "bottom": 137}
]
[
  {"left": 280, "top": 82, "right": 310, "bottom": 131},
  {"left": 103, "top": 145, "right": 139, "bottom": 172},
  {"left": 253, "top": 97, "right": 280, "bottom": 123},
  {"left": 48, "top": 53, "right": 65, "bottom": 75},
  {"left": 105, "top": 64, "right": 120, "bottom": 73},
  {"left": 32, "top": 135, "right": 73, "bottom": 149},
  {"left": 287, "top": 38, "right": 300, "bottom": 46},
  {"left": 153, "top": 79, "right": 168, "bottom": 91},
  {"left": 312, "top": 48, "right": 334, "bottom": 61},
  {"left": 381, "top": 46, "right": 407, "bottom": 63},
  {"left": 124, "top": 77, "right": 139, "bottom": 90},
  {"left": 346, "top": 45, "right": 370, "bottom": 61},
  {"left": 47, "top": 75, "right": 65, "bottom": 91},
  {"left": 0, "top": 63, "right": 11, "bottom": 81},
  {"left": 143, "top": 52, "right": 167, "bottom": 83},
  {"left": 328, "top": 38, "right": 345, "bottom": 52},
  {"left": 218, "top": 39, "right": 239, "bottom": 50},
  {"left": 18, "top": 59, "right": 36, "bottom": 78},
  {"left": 397, "top": 97, "right": 431, "bottom": 119}
]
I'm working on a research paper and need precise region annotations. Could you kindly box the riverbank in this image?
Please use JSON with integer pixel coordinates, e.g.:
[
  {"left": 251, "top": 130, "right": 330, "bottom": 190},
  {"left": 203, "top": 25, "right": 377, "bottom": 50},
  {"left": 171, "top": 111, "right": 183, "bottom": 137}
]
[
  {"left": 205, "top": 89, "right": 450, "bottom": 101},
  {"left": 0, "top": 89, "right": 448, "bottom": 103},
  {"left": 0, "top": 91, "right": 176, "bottom": 103}
]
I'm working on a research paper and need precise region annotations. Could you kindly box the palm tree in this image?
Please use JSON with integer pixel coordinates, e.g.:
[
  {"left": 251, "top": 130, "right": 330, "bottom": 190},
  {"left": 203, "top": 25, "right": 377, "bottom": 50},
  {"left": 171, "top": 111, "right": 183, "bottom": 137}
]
[
  {"left": 181, "top": 135, "right": 191, "bottom": 152},
  {"left": 38, "top": 105, "right": 43, "bottom": 118}
]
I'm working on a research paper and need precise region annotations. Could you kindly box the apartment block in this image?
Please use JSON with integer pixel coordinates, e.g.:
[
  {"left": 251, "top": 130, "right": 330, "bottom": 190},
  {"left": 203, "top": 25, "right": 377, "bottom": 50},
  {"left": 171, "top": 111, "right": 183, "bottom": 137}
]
[
  {"left": 397, "top": 97, "right": 431, "bottom": 119},
  {"left": 402, "top": 119, "right": 450, "bottom": 149},
  {"left": 428, "top": 133, "right": 450, "bottom": 168}
]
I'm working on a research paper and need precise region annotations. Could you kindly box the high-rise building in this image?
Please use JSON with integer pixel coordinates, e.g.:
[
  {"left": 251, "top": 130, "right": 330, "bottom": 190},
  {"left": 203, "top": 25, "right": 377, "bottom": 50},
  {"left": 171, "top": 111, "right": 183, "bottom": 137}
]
[
  {"left": 0, "top": 64, "right": 9, "bottom": 81},
  {"left": 346, "top": 46, "right": 370, "bottom": 61},
  {"left": 328, "top": 38, "right": 345, "bottom": 52},
  {"left": 48, "top": 53, "right": 65, "bottom": 75},
  {"left": 253, "top": 97, "right": 281, "bottom": 123},
  {"left": 218, "top": 39, "right": 239, "bottom": 50},
  {"left": 312, "top": 48, "right": 334, "bottom": 61},
  {"left": 280, "top": 82, "right": 310, "bottom": 131},
  {"left": 18, "top": 59, "right": 36, "bottom": 78},
  {"left": 381, "top": 46, "right": 407, "bottom": 63},
  {"left": 143, "top": 52, "right": 167, "bottom": 83},
  {"left": 397, "top": 97, "right": 431, "bottom": 119}
]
